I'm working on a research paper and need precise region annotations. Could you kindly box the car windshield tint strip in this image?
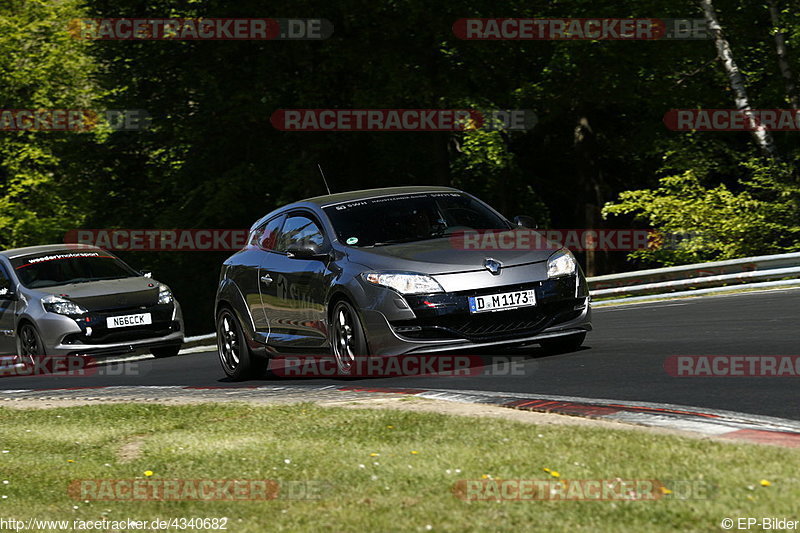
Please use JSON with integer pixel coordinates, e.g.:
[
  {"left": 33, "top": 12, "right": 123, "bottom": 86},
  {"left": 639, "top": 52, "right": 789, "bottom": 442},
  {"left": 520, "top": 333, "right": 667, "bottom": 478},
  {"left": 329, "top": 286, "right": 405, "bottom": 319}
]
[
  {"left": 10, "top": 252, "right": 139, "bottom": 289},
  {"left": 14, "top": 252, "right": 115, "bottom": 269}
]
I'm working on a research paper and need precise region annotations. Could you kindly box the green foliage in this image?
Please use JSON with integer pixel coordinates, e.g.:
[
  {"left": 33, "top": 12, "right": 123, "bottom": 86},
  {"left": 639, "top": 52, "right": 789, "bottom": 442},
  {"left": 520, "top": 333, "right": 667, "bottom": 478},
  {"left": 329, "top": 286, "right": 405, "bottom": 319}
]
[
  {"left": 0, "top": 0, "right": 103, "bottom": 246},
  {"left": 603, "top": 160, "right": 800, "bottom": 265}
]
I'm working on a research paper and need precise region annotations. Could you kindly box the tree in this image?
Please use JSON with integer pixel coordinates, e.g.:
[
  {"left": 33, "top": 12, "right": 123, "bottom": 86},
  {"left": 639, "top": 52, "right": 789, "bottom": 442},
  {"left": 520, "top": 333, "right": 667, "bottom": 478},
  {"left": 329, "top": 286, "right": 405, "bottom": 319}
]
[
  {"left": 0, "top": 0, "right": 103, "bottom": 247},
  {"left": 699, "top": 0, "right": 778, "bottom": 157}
]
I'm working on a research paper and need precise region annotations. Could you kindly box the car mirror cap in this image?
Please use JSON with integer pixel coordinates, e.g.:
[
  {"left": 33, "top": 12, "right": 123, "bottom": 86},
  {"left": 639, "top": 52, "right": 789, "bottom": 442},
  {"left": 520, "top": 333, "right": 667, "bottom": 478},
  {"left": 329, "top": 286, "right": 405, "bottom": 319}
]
[{"left": 286, "top": 243, "right": 331, "bottom": 260}]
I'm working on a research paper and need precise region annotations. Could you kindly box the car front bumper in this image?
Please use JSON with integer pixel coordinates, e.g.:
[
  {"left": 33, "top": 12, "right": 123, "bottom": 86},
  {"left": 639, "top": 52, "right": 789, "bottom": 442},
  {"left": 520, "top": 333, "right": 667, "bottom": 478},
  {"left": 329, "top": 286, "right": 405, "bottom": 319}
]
[
  {"left": 51, "top": 331, "right": 186, "bottom": 357},
  {"left": 36, "top": 302, "right": 185, "bottom": 357},
  {"left": 358, "top": 274, "right": 591, "bottom": 356}
]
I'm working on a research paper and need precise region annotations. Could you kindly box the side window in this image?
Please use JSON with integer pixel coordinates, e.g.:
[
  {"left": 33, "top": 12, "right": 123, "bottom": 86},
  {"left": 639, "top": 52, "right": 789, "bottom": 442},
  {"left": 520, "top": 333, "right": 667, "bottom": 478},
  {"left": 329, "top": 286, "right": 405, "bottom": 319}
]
[
  {"left": 0, "top": 265, "right": 12, "bottom": 297},
  {"left": 249, "top": 224, "right": 265, "bottom": 246},
  {"left": 251, "top": 216, "right": 284, "bottom": 251},
  {"left": 276, "top": 214, "right": 325, "bottom": 252}
]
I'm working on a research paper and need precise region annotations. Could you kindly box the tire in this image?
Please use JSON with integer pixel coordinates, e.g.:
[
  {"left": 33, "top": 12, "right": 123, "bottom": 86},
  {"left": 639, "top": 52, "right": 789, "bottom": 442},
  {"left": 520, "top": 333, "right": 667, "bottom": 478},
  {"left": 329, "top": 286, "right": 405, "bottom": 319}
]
[
  {"left": 539, "top": 332, "right": 586, "bottom": 354},
  {"left": 17, "top": 322, "right": 45, "bottom": 366},
  {"left": 151, "top": 344, "right": 182, "bottom": 358},
  {"left": 216, "top": 308, "right": 266, "bottom": 380},
  {"left": 330, "top": 300, "right": 368, "bottom": 376}
]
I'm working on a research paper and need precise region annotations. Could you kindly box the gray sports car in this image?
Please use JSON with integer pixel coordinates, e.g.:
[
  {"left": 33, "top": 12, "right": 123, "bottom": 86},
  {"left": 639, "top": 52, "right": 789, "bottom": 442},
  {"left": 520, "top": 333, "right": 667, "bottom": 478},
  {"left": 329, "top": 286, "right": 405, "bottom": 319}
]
[
  {"left": 0, "top": 244, "right": 184, "bottom": 369},
  {"left": 215, "top": 186, "right": 591, "bottom": 379}
]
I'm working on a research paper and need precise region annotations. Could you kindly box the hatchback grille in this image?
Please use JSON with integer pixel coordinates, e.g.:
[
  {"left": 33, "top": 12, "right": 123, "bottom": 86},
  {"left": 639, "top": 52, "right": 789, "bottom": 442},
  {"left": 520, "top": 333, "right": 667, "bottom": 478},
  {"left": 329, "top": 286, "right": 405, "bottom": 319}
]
[{"left": 391, "top": 303, "right": 580, "bottom": 342}]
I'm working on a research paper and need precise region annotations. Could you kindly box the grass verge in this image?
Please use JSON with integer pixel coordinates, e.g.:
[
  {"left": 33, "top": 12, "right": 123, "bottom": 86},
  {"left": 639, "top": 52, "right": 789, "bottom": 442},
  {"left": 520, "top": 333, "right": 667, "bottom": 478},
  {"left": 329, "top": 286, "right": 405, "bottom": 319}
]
[{"left": 0, "top": 403, "right": 797, "bottom": 532}]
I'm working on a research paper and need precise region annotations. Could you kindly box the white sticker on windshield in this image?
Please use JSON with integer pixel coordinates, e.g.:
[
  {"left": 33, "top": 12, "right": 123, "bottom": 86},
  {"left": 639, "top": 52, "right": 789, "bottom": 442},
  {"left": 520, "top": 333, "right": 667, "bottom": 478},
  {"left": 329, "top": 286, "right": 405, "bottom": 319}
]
[{"left": 346, "top": 237, "right": 359, "bottom": 245}]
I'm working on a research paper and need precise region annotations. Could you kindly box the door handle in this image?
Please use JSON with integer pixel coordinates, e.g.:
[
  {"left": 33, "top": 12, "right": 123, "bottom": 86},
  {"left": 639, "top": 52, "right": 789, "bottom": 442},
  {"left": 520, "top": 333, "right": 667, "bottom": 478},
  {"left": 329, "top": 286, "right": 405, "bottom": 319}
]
[{"left": 260, "top": 274, "right": 273, "bottom": 285}]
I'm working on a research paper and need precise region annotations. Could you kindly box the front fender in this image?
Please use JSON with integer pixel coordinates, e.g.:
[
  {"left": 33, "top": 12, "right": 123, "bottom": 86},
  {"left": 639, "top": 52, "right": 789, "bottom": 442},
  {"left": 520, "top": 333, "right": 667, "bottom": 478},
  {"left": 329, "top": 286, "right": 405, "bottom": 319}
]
[{"left": 215, "top": 278, "right": 261, "bottom": 350}]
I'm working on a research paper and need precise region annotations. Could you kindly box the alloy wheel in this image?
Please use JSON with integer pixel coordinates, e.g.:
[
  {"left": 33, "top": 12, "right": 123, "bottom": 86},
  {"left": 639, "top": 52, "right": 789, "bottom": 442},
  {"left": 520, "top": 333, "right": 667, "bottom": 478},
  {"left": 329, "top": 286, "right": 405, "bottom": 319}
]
[
  {"left": 217, "top": 311, "right": 241, "bottom": 373},
  {"left": 332, "top": 304, "right": 356, "bottom": 374}
]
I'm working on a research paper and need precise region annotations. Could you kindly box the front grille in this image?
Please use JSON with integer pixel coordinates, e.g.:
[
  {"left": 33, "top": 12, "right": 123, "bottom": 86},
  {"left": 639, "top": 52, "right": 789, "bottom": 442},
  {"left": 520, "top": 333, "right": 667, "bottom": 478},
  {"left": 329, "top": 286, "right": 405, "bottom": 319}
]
[
  {"left": 450, "top": 311, "right": 548, "bottom": 337},
  {"left": 62, "top": 305, "right": 178, "bottom": 345},
  {"left": 394, "top": 277, "right": 583, "bottom": 342},
  {"left": 63, "top": 324, "right": 178, "bottom": 345},
  {"left": 391, "top": 302, "right": 581, "bottom": 342}
]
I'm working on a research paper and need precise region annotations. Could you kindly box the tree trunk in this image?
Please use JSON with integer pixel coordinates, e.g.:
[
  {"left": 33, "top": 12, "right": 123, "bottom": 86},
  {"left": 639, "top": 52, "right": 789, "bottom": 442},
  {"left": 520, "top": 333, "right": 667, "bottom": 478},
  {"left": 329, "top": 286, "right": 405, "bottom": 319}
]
[
  {"left": 699, "top": 0, "right": 779, "bottom": 157},
  {"left": 574, "top": 116, "right": 603, "bottom": 277},
  {"left": 767, "top": 0, "right": 799, "bottom": 111}
]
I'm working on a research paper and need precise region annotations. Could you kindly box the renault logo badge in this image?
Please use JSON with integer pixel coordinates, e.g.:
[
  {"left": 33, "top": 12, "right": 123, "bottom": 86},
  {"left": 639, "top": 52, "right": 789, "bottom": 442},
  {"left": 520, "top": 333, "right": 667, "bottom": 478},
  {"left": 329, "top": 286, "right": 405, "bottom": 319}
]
[{"left": 484, "top": 258, "right": 502, "bottom": 275}]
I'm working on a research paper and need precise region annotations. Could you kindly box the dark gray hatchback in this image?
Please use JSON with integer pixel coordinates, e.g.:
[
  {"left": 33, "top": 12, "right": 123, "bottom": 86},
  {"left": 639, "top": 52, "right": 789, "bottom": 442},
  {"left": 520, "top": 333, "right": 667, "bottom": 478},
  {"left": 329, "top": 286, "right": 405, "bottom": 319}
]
[{"left": 215, "top": 186, "right": 591, "bottom": 380}]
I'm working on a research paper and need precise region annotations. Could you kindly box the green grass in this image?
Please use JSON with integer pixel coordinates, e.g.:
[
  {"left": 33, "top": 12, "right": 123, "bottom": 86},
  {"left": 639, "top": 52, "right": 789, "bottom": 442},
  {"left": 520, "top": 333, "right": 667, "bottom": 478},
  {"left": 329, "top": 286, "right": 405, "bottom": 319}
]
[{"left": 0, "top": 403, "right": 798, "bottom": 532}]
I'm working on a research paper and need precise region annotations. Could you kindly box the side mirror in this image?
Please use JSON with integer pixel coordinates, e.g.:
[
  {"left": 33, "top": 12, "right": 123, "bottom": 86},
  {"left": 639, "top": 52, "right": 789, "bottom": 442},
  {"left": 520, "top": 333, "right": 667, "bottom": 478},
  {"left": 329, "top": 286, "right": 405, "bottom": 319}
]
[
  {"left": 513, "top": 215, "right": 538, "bottom": 229},
  {"left": 286, "top": 242, "right": 330, "bottom": 260},
  {"left": 141, "top": 271, "right": 153, "bottom": 278}
]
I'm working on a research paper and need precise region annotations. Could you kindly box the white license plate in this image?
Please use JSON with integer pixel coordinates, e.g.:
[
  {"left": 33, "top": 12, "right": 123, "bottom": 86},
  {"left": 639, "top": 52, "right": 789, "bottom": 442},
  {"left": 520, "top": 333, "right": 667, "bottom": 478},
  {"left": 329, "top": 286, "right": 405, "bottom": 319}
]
[
  {"left": 469, "top": 289, "right": 536, "bottom": 313},
  {"left": 106, "top": 313, "right": 152, "bottom": 329},
  {"left": 468, "top": 289, "right": 536, "bottom": 314}
]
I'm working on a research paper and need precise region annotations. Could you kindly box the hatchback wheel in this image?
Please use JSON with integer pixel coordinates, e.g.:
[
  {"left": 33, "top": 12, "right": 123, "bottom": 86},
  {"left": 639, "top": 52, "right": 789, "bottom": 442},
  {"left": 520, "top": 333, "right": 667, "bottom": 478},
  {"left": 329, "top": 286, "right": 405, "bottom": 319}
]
[
  {"left": 18, "top": 323, "right": 44, "bottom": 365},
  {"left": 331, "top": 300, "right": 368, "bottom": 376},
  {"left": 216, "top": 308, "right": 265, "bottom": 380}
]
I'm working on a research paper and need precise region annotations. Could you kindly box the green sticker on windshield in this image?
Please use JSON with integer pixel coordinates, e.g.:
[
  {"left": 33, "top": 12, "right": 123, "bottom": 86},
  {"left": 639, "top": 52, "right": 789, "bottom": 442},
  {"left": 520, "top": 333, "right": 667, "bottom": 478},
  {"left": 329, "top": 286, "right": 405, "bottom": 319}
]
[{"left": 346, "top": 237, "right": 359, "bottom": 245}]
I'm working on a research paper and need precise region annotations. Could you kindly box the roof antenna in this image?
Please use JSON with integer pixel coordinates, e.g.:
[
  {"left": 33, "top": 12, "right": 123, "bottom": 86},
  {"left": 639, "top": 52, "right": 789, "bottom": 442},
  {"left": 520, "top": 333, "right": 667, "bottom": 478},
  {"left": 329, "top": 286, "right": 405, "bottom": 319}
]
[{"left": 317, "top": 163, "right": 332, "bottom": 195}]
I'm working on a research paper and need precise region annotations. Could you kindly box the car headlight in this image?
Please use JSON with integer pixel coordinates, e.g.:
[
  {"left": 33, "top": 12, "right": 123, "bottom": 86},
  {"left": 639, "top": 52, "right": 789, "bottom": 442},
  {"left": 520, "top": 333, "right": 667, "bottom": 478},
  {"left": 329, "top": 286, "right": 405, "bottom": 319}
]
[
  {"left": 42, "top": 295, "right": 87, "bottom": 316},
  {"left": 158, "top": 284, "right": 174, "bottom": 305},
  {"left": 547, "top": 249, "right": 577, "bottom": 278},
  {"left": 363, "top": 272, "right": 444, "bottom": 294}
]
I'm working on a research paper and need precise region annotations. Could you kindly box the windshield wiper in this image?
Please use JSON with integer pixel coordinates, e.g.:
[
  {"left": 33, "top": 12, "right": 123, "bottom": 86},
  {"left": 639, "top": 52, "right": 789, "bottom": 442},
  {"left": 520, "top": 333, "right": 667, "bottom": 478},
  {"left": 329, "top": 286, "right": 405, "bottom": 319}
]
[{"left": 368, "top": 239, "right": 419, "bottom": 247}]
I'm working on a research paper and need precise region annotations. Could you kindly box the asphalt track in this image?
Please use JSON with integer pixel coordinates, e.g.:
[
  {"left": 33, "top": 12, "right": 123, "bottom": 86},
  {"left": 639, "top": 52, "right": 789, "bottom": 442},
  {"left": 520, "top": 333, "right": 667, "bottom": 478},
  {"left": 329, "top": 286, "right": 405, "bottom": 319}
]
[{"left": 2, "top": 288, "right": 798, "bottom": 420}]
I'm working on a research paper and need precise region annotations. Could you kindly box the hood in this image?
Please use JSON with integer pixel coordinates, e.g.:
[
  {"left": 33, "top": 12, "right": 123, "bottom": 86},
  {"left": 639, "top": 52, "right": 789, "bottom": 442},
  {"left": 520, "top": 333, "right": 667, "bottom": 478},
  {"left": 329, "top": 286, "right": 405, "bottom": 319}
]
[
  {"left": 345, "top": 236, "right": 555, "bottom": 275},
  {"left": 34, "top": 277, "right": 160, "bottom": 311}
]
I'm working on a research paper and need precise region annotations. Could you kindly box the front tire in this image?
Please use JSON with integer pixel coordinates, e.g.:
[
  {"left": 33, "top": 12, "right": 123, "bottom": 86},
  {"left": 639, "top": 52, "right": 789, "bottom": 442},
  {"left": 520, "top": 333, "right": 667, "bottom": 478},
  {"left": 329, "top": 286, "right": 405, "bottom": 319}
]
[
  {"left": 539, "top": 332, "right": 586, "bottom": 354},
  {"left": 216, "top": 308, "right": 266, "bottom": 380},
  {"left": 18, "top": 322, "right": 45, "bottom": 366},
  {"left": 330, "top": 300, "right": 368, "bottom": 376}
]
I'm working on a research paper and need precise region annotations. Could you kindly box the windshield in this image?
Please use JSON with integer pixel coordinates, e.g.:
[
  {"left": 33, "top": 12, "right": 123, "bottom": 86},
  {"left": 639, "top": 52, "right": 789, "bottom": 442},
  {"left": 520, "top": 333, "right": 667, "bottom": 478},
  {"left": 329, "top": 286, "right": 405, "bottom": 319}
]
[
  {"left": 11, "top": 251, "right": 140, "bottom": 289},
  {"left": 323, "top": 192, "right": 511, "bottom": 247}
]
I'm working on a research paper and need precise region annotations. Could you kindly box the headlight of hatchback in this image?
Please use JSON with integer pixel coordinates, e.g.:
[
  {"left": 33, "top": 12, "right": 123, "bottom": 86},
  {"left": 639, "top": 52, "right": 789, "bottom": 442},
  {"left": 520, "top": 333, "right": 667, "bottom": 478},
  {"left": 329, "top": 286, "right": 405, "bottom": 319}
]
[
  {"left": 158, "top": 284, "right": 174, "bottom": 305},
  {"left": 547, "top": 249, "right": 577, "bottom": 278},
  {"left": 42, "top": 295, "right": 88, "bottom": 316},
  {"left": 363, "top": 272, "right": 444, "bottom": 294}
]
